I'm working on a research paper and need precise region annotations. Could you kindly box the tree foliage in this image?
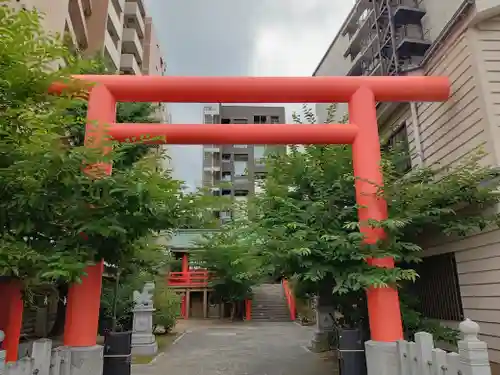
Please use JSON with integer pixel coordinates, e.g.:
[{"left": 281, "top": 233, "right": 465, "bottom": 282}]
[
  {"left": 201, "top": 102, "right": 500, "bottom": 338},
  {"left": 255, "top": 104, "right": 500, "bottom": 295},
  {"left": 0, "top": 6, "right": 204, "bottom": 286},
  {"left": 194, "top": 208, "right": 263, "bottom": 319}
]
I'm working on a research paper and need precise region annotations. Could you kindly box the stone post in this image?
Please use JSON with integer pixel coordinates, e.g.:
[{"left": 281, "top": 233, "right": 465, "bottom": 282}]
[
  {"left": 458, "top": 318, "right": 492, "bottom": 375},
  {"left": 309, "top": 295, "right": 336, "bottom": 353},
  {"left": 131, "top": 282, "right": 158, "bottom": 356}
]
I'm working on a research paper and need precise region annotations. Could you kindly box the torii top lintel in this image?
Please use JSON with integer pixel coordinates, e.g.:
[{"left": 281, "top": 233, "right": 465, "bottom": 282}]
[{"left": 51, "top": 75, "right": 450, "bottom": 103}]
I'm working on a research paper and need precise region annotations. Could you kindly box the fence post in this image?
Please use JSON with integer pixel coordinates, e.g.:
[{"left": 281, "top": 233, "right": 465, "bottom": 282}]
[
  {"left": 31, "top": 339, "right": 52, "bottom": 375},
  {"left": 414, "top": 332, "right": 434, "bottom": 375},
  {"left": 458, "top": 319, "right": 491, "bottom": 375}
]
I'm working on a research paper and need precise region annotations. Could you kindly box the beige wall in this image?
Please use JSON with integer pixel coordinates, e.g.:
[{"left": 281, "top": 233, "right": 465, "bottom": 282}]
[
  {"left": 421, "top": 0, "right": 469, "bottom": 42},
  {"left": 85, "top": 0, "right": 110, "bottom": 56},
  {"left": 469, "top": 16, "right": 500, "bottom": 165},
  {"left": 407, "top": 11, "right": 495, "bottom": 170},
  {"left": 376, "top": 6, "right": 500, "bottom": 366},
  {"left": 10, "top": 0, "right": 68, "bottom": 35}
]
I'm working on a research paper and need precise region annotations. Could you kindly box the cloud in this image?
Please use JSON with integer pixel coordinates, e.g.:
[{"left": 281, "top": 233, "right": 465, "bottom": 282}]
[
  {"left": 144, "top": 0, "right": 354, "bottom": 188},
  {"left": 250, "top": 1, "right": 352, "bottom": 77},
  {"left": 249, "top": 1, "right": 353, "bottom": 120}
]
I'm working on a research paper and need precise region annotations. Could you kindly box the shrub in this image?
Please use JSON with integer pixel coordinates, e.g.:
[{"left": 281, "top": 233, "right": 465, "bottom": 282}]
[{"left": 153, "top": 284, "right": 180, "bottom": 334}]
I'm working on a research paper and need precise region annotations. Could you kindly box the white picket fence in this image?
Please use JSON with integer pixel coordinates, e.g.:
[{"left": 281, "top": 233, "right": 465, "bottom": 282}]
[
  {"left": 0, "top": 339, "right": 71, "bottom": 375},
  {"left": 366, "top": 318, "right": 492, "bottom": 375}
]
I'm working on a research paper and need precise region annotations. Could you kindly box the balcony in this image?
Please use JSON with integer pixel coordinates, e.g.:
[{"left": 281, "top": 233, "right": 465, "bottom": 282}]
[
  {"left": 111, "top": 0, "right": 126, "bottom": 14},
  {"left": 120, "top": 53, "right": 142, "bottom": 75},
  {"left": 393, "top": 0, "right": 426, "bottom": 26},
  {"left": 395, "top": 25, "right": 431, "bottom": 58},
  {"left": 103, "top": 31, "right": 120, "bottom": 72},
  {"left": 107, "top": 0, "right": 123, "bottom": 42},
  {"left": 63, "top": 17, "right": 78, "bottom": 53},
  {"left": 122, "top": 28, "right": 144, "bottom": 64},
  {"left": 203, "top": 164, "right": 221, "bottom": 172},
  {"left": 68, "top": 0, "right": 88, "bottom": 49},
  {"left": 347, "top": 34, "right": 380, "bottom": 76},
  {"left": 204, "top": 145, "right": 220, "bottom": 153},
  {"left": 343, "top": 8, "right": 374, "bottom": 60},
  {"left": 127, "top": 0, "right": 146, "bottom": 17},
  {"left": 341, "top": 0, "right": 371, "bottom": 36},
  {"left": 167, "top": 271, "right": 210, "bottom": 288},
  {"left": 124, "top": 2, "right": 145, "bottom": 39}
]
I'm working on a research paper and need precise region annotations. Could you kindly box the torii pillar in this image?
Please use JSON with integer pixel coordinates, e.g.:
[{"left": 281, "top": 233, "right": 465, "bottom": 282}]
[{"left": 62, "top": 85, "right": 115, "bottom": 375}]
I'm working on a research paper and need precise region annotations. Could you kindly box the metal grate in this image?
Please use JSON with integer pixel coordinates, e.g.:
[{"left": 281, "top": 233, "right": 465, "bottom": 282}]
[{"left": 413, "top": 253, "right": 464, "bottom": 321}]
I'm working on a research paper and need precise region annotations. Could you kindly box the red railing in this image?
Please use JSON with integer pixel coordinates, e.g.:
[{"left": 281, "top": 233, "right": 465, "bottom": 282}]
[
  {"left": 167, "top": 270, "right": 210, "bottom": 287},
  {"left": 282, "top": 279, "right": 296, "bottom": 321}
]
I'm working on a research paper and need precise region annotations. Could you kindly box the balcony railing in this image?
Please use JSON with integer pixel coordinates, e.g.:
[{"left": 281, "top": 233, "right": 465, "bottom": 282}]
[{"left": 167, "top": 271, "right": 210, "bottom": 287}]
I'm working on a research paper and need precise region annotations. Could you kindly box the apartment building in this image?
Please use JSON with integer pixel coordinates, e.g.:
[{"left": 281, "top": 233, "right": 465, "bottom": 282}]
[
  {"left": 10, "top": 0, "right": 171, "bottom": 165},
  {"left": 202, "top": 105, "right": 286, "bottom": 223},
  {"left": 9, "top": 0, "right": 166, "bottom": 77},
  {"left": 314, "top": 0, "right": 500, "bottom": 369}
]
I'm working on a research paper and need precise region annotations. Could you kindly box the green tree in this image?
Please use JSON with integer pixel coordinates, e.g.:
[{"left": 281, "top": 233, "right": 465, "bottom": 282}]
[
  {"left": 194, "top": 207, "right": 263, "bottom": 320},
  {"left": 211, "top": 104, "right": 500, "bottom": 340},
  {"left": 0, "top": 5, "right": 203, "bottom": 286},
  {"left": 256, "top": 104, "right": 499, "bottom": 294}
]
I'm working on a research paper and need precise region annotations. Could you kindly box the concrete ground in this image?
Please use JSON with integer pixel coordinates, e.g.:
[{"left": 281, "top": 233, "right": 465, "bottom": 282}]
[{"left": 132, "top": 321, "right": 338, "bottom": 375}]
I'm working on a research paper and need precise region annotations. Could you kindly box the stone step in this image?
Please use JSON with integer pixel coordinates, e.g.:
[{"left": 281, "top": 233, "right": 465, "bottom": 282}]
[{"left": 252, "top": 317, "right": 291, "bottom": 322}]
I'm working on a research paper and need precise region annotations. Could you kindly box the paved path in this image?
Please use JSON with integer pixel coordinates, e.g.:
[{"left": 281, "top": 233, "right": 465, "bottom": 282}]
[{"left": 133, "top": 322, "right": 337, "bottom": 375}]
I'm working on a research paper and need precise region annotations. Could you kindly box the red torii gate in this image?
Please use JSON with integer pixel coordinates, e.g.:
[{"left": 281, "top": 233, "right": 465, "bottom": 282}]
[{"left": 2, "top": 75, "right": 450, "bottom": 362}]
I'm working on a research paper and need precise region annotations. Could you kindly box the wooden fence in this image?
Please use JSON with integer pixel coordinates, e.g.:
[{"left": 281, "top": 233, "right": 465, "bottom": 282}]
[{"left": 0, "top": 339, "right": 71, "bottom": 375}]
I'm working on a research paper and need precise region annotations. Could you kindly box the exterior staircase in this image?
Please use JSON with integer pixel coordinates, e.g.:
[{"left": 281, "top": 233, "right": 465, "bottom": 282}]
[{"left": 251, "top": 283, "right": 292, "bottom": 322}]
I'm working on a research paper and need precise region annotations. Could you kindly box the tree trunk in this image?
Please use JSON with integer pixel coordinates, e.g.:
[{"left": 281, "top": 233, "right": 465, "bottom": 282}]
[{"left": 47, "top": 283, "right": 68, "bottom": 338}]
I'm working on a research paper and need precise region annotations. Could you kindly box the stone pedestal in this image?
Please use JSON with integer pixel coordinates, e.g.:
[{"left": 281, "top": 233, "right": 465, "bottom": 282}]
[
  {"left": 309, "top": 305, "right": 335, "bottom": 353},
  {"left": 131, "top": 307, "right": 158, "bottom": 356},
  {"left": 131, "top": 282, "right": 157, "bottom": 356}
]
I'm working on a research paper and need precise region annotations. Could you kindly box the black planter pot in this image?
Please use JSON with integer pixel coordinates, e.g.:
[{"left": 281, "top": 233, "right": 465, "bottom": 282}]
[{"left": 335, "top": 328, "right": 367, "bottom": 375}]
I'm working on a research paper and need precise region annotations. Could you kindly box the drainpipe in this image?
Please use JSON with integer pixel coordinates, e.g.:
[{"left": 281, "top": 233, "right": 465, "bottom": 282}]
[{"left": 410, "top": 102, "right": 424, "bottom": 166}]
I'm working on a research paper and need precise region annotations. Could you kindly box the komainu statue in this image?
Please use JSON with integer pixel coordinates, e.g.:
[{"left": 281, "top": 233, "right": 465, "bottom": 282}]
[{"left": 133, "top": 282, "right": 155, "bottom": 309}]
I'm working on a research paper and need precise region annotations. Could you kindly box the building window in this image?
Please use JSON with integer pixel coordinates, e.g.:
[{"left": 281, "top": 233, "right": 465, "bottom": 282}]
[
  {"left": 255, "top": 172, "right": 266, "bottom": 180},
  {"left": 221, "top": 172, "right": 231, "bottom": 182},
  {"left": 383, "top": 121, "right": 411, "bottom": 174},
  {"left": 254, "top": 115, "right": 267, "bottom": 124},
  {"left": 254, "top": 146, "right": 266, "bottom": 165},
  {"left": 234, "top": 161, "right": 248, "bottom": 177},
  {"left": 234, "top": 154, "right": 248, "bottom": 162},
  {"left": 409, "top": 253, "right": 464, "bottom": 321},
  {"left": 270, "top": 116, "right": 279, "bottom": 124},
  {"left": 222, "top": 154, "right": 231, "bottom": 162}
]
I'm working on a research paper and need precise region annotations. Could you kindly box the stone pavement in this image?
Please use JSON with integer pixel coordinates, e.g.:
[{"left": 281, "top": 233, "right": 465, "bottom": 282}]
[{"left": 132, "top": 321, "right": 338, "bottom": 375}]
